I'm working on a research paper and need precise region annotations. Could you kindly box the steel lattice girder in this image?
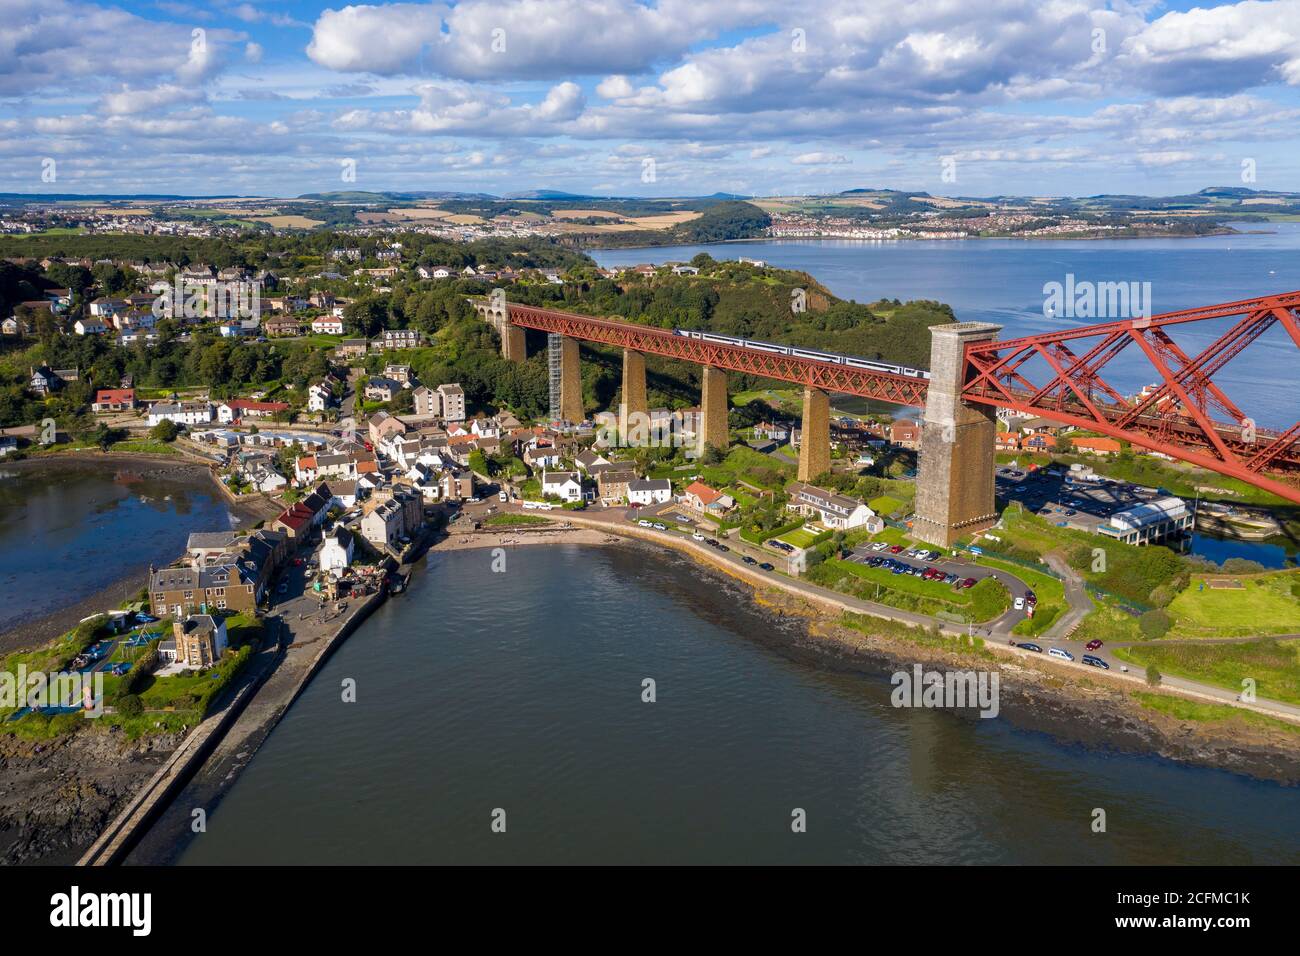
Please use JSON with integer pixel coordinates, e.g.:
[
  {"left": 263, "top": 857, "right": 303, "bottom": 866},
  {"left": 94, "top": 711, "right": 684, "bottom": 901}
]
[
  {"left": 506, "top": 304, "right": 930, "bottom": 405},
  {"left": 960, "top": 291, "right": 1300, "bottom": 503}
]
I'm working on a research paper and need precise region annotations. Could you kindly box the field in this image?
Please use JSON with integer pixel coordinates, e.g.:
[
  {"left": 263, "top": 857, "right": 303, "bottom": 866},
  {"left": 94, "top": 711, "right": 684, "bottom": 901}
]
[
  {"left": 1116, "top": 639, "right": 1300, "bottom": 707},
  {"left": 252, "top": 215, "right": 326, "bottom": 228},
  {"left": 1166, "top": 572, "right": 1300, "bottom": 638}
]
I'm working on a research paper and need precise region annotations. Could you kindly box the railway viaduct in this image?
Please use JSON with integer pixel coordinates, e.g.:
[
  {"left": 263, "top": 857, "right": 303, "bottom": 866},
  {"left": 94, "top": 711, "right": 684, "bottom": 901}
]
[{"left": 471, "top": 291, "right": 1300, "bottom": 546}]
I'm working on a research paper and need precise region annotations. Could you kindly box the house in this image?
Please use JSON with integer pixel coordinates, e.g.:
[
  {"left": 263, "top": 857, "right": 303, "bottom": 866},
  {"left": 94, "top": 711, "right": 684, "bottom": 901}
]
[
  {"left": 785, "top": 481, "right": 881, "bottom": 532},
  {"left": 270, "top": 485, "right": 333, "bottom": 539},
  {"left": 627, "top": 478, "right": 672, "bottom": 505},
  {"left": 996, "top": 432, "right": 1020, "bottom": 451},
  {"left": 337, "top": 338, "right": 368, "bottom": 359},
  {"left": 320, "top": 527, "right": 355, "bottom": 572},
  {"left": 29, "top": 365, "right": 76, "bottom": 396},
  {"left": 436, "top": 383, "right": 466, "bottom": 422},
  {"left": 1020, "top": 416, "right": 1061, "bottom": 435},
  {"left": 384, "top": 364, "right": 415, "bottom": 385},
  {"left": 1023, "top": 433, "right": 1057, "bottom": 452},
  {"left": 682, "top": 481, "right": 734, "bottom": 513},
  {"left": 522, "top": 444, "right": 563, "bottom": 469},
  {"left": 889, "top": 421, "right": 922, "bottom": 450},
  {"left": 88, "top": 296, "right": 127, "bottom": 318},
  {"left": 541, "top": 470, "right": 583, "bottom": 503},
  {"left": 217, "top": 399, "right": 290, "bottom": 424},
  {"left": 307, "top": 381, "right": 336, "bottom": 413},
  {"left": 93, "top": 388, "right": 136, "bottom": 413},
  {"left": 74, "top": 317, "right": 109, "bottom": 335},
  {"left": 365, "top": 377, "right": 404, "bottom": 402},
  {"left": 379, "top": 329, "right": 421, "bottom": 350},
  {"left": 158, "top": 614, "right": 228, "bottom": 669},
  {"left": 368, "top": 411, "right": 408, "bottom": 447},
  {"left": 1072, "top": 437, "right": 1122, "bottom": 455},
  {"left": 412, "top": 385, "right": 437, "bottom": 417},
  {"left": 361, "top": 498, "right": 406, "bottom": 549},
  {"left": 148, "top": 401, "right": 213, "bottom": 427},
  {"left": 597, "top": 467, "right": 637, "bottom": 503},
  {"left": 574, "top": 449, "right": 612, "bottom": 475},
  {"left": 265, "top": 317, "right": 303, "bottom": 337},
  {"left": 149, "top": 563, "right": 257, "bottom": 617},
  {"left": 440, "top": 469, "right": 475, "bottom": 501}
]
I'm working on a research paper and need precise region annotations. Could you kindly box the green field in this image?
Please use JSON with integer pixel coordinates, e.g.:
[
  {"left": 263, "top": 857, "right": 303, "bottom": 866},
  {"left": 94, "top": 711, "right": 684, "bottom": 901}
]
[
  {"left": 484, "top": 512, "right": 551, "bottom": 527},
  {"left": 868, "top": 495, "right": 904, "bottom": 516},
  {"left": 1116, "top": 639, "right": 1300, "bottom": 707},
  {"left": 1166, "top": 572, "right": 1300, "bottom": 638},
  {"left": 776, "top": 526, "right": 821, "bottom": 549}
]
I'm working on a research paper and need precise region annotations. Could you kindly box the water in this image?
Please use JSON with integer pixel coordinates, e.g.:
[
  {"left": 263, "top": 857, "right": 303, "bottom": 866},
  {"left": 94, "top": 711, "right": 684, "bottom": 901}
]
[
  {"left": 175, "top": 545, "right": 1300, "bottom": 865},
  {"left": 590, "top": 224, "right": 1300, "bottom": 429},
  {"left": 1190, "top": 532, "right": 1292, "bottom": 569},
  {"left": 0, "top": 461, "right": 233, "bottom": 636}
]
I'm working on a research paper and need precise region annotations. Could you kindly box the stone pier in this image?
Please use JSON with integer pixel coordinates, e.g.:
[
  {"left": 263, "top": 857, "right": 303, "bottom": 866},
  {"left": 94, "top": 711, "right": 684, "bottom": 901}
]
[
  {"left": 621, "top": 349, "right": 648, "bottom": 420},
  {"left": 797, "top": 386, "right": 831, "bottom": 481},
  {"left": 912, "top": 322, "right": 1002, "bottom": 547},
  {"left": 501, "top": 324, "right": 526, "bottom": 362},
  {"left": 700, "top": 366, "right": 729, "bottom": 453},
  {"left": 560, "top": 336, "right": 585, "bottom": 423}
]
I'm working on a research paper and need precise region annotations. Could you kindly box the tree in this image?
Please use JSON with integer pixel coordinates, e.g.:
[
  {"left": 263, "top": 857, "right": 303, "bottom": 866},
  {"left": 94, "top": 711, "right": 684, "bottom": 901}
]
[
  {"left": 150, "top": 419, "right": 180, "bottom": 442},
  {"left": 1145, "top": 665, "right": 1162, "bottom": 687},
  {"left": 1139, "top": 608, "right": 1172, "bottom": 639},
  {"left": 115, "top": 694, "right": 144, "bottom": 717}
]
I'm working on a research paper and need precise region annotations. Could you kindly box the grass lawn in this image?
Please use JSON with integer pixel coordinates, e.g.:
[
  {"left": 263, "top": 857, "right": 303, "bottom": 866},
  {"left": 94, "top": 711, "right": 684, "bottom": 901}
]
[
  {"left": 777, "top": 527, "right": 821, "bottom": 549},
  {"left": 868, "top": 495, "right": 904, "bottom": 516},
  {"left": 1132, "top": 691, "right": 1300, "bottom": 736},
  {"left": 484, "top": 512, "right": 551, "bottom": 527},
  {"left": 1166, "top": 572, "right": 1300, "bottom": 638},
  {"left": 698, "top": 445, "right": 793, "bottom": 491},
  {"left": 1115, "top": 639, "right": 1300, "bottom": 707}
]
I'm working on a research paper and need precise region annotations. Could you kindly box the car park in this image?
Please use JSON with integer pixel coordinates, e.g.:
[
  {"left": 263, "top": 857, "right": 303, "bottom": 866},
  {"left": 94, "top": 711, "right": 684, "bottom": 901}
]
[{"left": 1048, "top": 647, "right": 1074, "bottom": 661}]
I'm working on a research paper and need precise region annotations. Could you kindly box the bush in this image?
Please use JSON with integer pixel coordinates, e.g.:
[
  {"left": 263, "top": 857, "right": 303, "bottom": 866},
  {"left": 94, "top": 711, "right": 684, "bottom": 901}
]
[
  {"left": 115, "top": 694, "right": 144, "bottom": 717},
  {"left": 1146, "top": 665, "right": 1162, "bottom": 687},
  {"left": 150, "top": 419, "right": 180, "bottom": 442},
  {"left": 1138, "top": 608, "right": 1172, "bottom": 639}
]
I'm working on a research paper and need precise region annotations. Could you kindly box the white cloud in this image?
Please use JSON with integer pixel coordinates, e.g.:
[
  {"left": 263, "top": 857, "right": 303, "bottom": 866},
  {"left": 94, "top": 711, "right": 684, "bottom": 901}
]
[{"left": 791, "top": 152, "right": 850, "bottom": 165}]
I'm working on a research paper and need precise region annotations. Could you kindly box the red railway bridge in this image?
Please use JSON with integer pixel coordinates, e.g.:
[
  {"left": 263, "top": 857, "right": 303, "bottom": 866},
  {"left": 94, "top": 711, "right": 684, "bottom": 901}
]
[{"left": 475, "top": 292, "right": 1300, "bottom": 545}]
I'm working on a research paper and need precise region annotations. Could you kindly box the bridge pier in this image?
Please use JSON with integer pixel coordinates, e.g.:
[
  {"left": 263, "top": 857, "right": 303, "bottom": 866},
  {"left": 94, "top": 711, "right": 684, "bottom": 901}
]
[
  {"left": 560, "top": 336, "right": 585, "bottom": 423},
  {"left": 621, "top": 349, "right": 648, "bottom": 420},
  {"left": 913, "top": 322, "right": 1002, "bottom": 547},
  {"left": 700, "top": 366, "right": 729, "bottom": 453},
  {"left": 797, "top": 386, "right": 831, "bottom": 481},
  {"left": 501, "top": 324, "right": 526, "bottom": 362}
]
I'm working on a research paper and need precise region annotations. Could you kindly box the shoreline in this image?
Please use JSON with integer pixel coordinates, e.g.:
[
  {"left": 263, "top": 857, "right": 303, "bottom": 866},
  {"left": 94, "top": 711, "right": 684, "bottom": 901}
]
[
  {"left": 439, "top": 521, "right": 1300, "bottom": 785},
  {"left": 0, "top": 453, "right": 276, "bottom": 656}
]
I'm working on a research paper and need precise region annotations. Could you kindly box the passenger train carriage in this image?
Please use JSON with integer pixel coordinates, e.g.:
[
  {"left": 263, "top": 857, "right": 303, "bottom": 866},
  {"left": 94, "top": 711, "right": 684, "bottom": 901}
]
[{"left": 672, "top": 329, "right": 931, "bottom": 379}]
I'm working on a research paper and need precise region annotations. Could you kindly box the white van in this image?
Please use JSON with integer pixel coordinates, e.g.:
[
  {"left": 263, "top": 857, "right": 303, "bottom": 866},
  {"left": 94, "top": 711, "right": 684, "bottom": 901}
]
[{"left": 1047, "top": 647, "right": 1074, "bottom": 662}]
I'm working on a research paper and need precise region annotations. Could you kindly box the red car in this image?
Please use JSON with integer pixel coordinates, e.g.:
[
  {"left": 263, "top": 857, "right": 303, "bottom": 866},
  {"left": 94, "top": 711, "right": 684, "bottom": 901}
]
[
  {"left": 889, "top": 545, "right": 905, "bottom": 554},
  {"left": 1085, "top": 639, "right": 1104, "bottom": 651},
  {"left": 960, "top": 577, "right": 977, "bottom": 589}
]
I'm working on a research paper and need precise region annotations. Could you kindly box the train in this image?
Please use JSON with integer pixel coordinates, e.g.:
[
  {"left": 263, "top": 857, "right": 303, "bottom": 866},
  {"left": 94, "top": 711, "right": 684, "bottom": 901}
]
[{"left": 672, "top": 329, "right": 931, "bottom": 379}]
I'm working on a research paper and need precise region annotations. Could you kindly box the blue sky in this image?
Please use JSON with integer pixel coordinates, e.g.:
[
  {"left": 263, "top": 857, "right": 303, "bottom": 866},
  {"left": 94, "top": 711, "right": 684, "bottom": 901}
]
[{"left": 3, "top": 0, "right": 1300, "bottom": 197}]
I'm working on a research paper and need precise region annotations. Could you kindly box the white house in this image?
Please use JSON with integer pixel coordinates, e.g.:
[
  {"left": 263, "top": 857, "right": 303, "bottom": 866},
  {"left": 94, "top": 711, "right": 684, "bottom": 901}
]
[
  {"left": 311, "top": 316, "right": 345, "bottom": 335},
  {"left": 626, "top": 478, "right": 672, "bottom": 505},
  {"left": 320, "top": 527, "right": 355, "bottom": 572},
  {"left": 541, "top": 470, "right": 583, "bottom": 503},
  {"left": 785, "top": 481, "right": 880, "bottom": 532},
  {"left": 307, "top": 382, "right": 335, "bottom": 412},
  {"left": 148, "top": 401, "right": 213, "bottom": 427},
  {"left": 74, "top": 317, "right": 109, "bottom": 335}
]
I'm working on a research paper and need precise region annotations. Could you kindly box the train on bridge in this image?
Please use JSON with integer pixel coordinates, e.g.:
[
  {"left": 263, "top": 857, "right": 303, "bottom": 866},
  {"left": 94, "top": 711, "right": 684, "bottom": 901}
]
[{"left": 671, "top": 329, "right": 932, "bottom": 380}]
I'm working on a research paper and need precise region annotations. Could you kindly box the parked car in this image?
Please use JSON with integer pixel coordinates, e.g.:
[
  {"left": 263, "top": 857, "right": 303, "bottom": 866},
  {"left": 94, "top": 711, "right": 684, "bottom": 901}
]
[
  {"left": 1085, "top": 639, "right": 1104, "bottom": 651},
  {"left": 889, "top": 545, "right": 904, "bottom": 554},
  {"left": 1082, "top": 654, "right": 1110, "bottom": 669},
  {"left": 1014, "top": 597, "right": 1025, "bottom": 610},
  {"left": 652, "top": 523, "right": 667, "bottom": 531},
  {"left": 742, "top": 555, "right": 757, "bottom": 565},
  {"left": 637, "top": 519, "right": 652, "bottom": 527},
  {"left": 758, "top": 562, "right": 775, "bottom": 571},
  {"left": 960, "top": 577, "right": 977, "bottom": 589},
  {"left": 1048, "top": 647, "right": 1074, "bottom": 661},
  {"left": 1018, "top": 642, "right": 1043, "bottom": 653}
]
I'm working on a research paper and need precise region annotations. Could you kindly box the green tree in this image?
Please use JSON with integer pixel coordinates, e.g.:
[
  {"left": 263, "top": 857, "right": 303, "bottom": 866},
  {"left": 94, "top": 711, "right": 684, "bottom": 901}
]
[{"left": 150, "top": 419, "right": 180, "bottom": 442}]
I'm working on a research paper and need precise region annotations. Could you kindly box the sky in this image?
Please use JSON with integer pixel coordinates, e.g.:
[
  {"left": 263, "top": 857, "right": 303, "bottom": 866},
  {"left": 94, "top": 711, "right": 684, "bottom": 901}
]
[{"left": 3, "top": 0, "right": 1300, "bottom": 198}]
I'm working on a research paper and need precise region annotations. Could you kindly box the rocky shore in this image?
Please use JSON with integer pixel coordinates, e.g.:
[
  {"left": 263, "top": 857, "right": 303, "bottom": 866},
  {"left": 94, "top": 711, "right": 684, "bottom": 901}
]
[{"left": 0, "top": 727, "right": 183, "bottom": 865}]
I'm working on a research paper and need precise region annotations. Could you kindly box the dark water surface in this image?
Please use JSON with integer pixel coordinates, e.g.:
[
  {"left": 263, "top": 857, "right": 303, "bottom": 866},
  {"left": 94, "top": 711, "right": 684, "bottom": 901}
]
[
  {"left": 0, "top": 460, "right": 233, "bottom": 636},
  {"left": 174, "top": 546, "right": 1300, "bottom": 865}
]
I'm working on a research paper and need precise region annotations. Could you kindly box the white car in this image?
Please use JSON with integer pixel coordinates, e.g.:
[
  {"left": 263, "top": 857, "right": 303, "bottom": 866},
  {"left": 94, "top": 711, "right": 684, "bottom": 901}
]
[
  {"left": 871, "top": 542, "right": 888, "bottom": 552},
  {"left": 692, "top": 533, "right": 705, "bottom": 541},
  {"left": 1014, "top": 597, "right": 1025, "bottom": 610},
  {"left": 637, "top": 519, "right": 652, "bottom": 527},
  {"left": 653, "top": 523, "right": 667, "bottom": 531}
]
